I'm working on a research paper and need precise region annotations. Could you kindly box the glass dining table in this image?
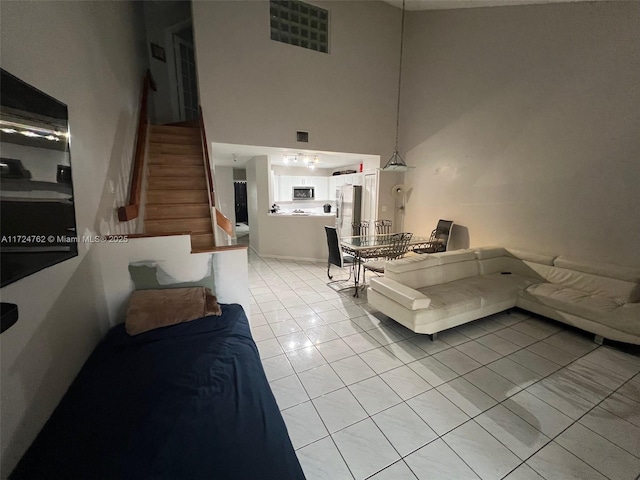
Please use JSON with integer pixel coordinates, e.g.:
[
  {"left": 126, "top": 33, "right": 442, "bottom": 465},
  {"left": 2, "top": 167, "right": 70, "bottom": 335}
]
[{"left": 339, "top": 234, "right": 433, "bottom": 297}]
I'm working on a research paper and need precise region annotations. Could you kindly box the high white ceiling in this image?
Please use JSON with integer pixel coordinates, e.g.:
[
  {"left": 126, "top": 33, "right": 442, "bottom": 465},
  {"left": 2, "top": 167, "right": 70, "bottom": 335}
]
[
  {"left": 382, "top": 0, "right": 607, "bottom": 10},
  {"left": 210, "top": 142, "right": 379, "bottom": 169}
]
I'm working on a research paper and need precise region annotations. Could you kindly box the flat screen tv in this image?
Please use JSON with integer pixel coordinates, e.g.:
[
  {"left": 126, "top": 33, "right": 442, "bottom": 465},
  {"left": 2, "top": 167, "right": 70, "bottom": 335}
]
[{"left": 0, "top": 69, "right": 78, "bottom": 287}]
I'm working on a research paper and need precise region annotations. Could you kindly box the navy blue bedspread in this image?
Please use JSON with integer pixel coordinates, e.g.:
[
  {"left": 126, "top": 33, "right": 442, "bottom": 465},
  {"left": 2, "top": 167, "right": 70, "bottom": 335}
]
[{"left": 11, "top": 304, "right": 305, "bottom": 480}]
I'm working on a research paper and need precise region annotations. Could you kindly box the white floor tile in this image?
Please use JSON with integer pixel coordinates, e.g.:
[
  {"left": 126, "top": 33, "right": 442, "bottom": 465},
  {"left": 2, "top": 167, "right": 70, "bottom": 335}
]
[
  {"left": 544, "top": 369, "right": 613, "bottom": 405},
  {"left": 305, "top": 325, "right": 340, "bottom": 345},
  {"left": 526, "top": 341, "right": 579, "bottom": 366},
  {"left": 379, "top": 365, "right": 433, "bottom": 400},
  {"left": 329, "top": 320, "right": 364, "bottom": 337},
  {"left": 287, "top": 305, "right": 316, "bottom": 319},
  {"left": 579, "top": 406, "right": 640, "bottom": 458},
  {"left": 366, "top": 325, "right": 409, "bottom": 346},
  {"left": 486, "top": 357, "right": 542, "bottom": 389},
  {"left": 261, "top": 353, "right": 295, "bottom": 382},
  {"left": 282, "top": 401, "right": 329, "bottom": 450},
  {"left": 408, "top": 356, "right": 458, "bottom": 387},
  {"left": 525, "top": 378, "right": 594, "bottom": 420},
  {"left": 271, "top": 374, "right": 310, "bottom": 410},
  {"left": 368, "top": 460, "right": 417, "bottom": 480},
  {"left": 359, "top": 347, "right": 404, "bottom": 374},
  {"left": 407, "top": 389, "right": 470, "bottom": 436},
  {"left": 278, "top": 331, "right": 313, "bottom": 353},
  {"left": 508, "top": 349, "right": 561, "bottom": 376},
  {"left": 437, "top": 377, "right": 497, "bottom": 417},
  {"left": 316, "top": 338, "right": 356, "bottom": 363},
  {"left": 348, "top": 376, "right": 402, "bottom": 415},
  {"left": 494, "top": 328, "right": 537, "bottom": 347},
  {"left": 599, "top": 392, "right": 640, "bottom": 428},
  {"left": 259, "top": 300, "right": 286, "bottom": 313},
  {"left": 384, "top": 339, "right": 428, "bottom": 364},
  {"left": 617, "top": 374, "right": 640, "bottom": 402},
  {"left": 256, "top": 337, "right": 284, "bottom": 359},
  {"left": 251, "top": 324, "right": 275, "bottom": 342},
  {"left": 312, "top": 387, "right": 368, "bottom": 433},
  {"left": 476, "top": 333, "right": 521, "bottom": 356},
  {"left": 298, "top": 364, "right": 345, "bottom": 398},
  {"left": 372, "top": 403, "right": 438, "bottom": 456},
  {"left": 404, "top": 438, "right": 480, "bottom": 480},
  {"left": 270, "top": 319, "right": 302, "bottom": 337},
  {"left": 408, "top": 335, "right": 451, "bottom": 355},
  {"left": 433, "top": 348, "right": 482, "bottom": 375},
  {"left": 333, "top": 418, "right": 400, "bottom": 480},
  {"left": 295, "top": 314, "right": 327, "bottom": 330},
  {"left": 511, "top": 321, "right": 553, "bottom": 340},
  {"left": 263, "top": 308, "right": 294, "bottom": 323},
  {"left": 476, "top": 405, "right": 551, "bottom": 460},
  {"left": 286, "top": 345, "right": 327, "bottom": 372},
  {"left": 542, "top": 330, "right": 597, "bottom": 357},
  {"left": 567, "top": 355, "right": 631, "bottom": 391},
  {"left": 455, "top": 341, "right": 502, "bottom": 365},
  {"left": 443, "top": 420, "right": 520, "bottom": 480},
  {"left": 503, "top": 463, "right": 545, "bottom": 480},
  {"left": 556, "top": 423, "right": 640, "bottom": 480},
  {"left": 438, "top": 329, "right": 471, "bottom": 347},
  {"left": 502, "top": 390, "right": 574, "bottom": 438},
  {"left": 342, "top": 331, "right": 382, "bottom": 354},
  {"left": 296, "top": 436, "right": 354, "bottom": 480},
  {"left": 526, "top": 442, "right": 607, "bottom": 480},
  {"left": 331, "top": 355, "right": 377, "bottom": 385},
  {"left": 464, "top": 366, "right": 522, "bottom": 401}
]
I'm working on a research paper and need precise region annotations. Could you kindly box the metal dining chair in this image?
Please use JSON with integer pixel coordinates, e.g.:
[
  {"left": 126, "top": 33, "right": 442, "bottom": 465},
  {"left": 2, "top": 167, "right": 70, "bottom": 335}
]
[
  {"left": 351, "top": 221, "right": 369, "bottom": 237},
  {"left": 362, "top": 232, "right": 413, "bottom": 286},
  {"left": 374, "top": 219, "right": 392, "bottom": 234},
  {"left": 414, "top": 219, "right": 454, "bottom": 254}
]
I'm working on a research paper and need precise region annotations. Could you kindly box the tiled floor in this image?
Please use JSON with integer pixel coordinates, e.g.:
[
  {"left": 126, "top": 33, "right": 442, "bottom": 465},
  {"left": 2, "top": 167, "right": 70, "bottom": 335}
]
[{"left": 246, "top": 249, "right": 640, "bottom": 480}]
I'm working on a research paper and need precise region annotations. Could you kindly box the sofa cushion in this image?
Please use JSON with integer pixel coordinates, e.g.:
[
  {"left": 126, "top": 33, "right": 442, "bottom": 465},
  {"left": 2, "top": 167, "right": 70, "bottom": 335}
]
[
  {"left": 436, "top": 250, "right": 477, "bottom": 265},
  {"left": 459, "top": 273, "right": 539, "bottom": 307},
  {"left": 416, "top": 284, "right": 482, "bottom": 323},
  {"left": 554, "top": 256, "right": 640, "bottom": 284},
  {"left": 506, "top": 248, "right": 556, "bottom": 266},
  {"left": 522, "top": 283, "right": 620, "bottom": 324},
  {"left": 543, "top": 266, "right": 638, "bottom": 304},
  {"left": 369, "top": 277, "right": 431, "bottom": 310},
  {"left": 441, "top": 260, "right": 480, "bottom": 284},
  {"left": 474, "top": 247, "right": 511, "bottom": 260}
]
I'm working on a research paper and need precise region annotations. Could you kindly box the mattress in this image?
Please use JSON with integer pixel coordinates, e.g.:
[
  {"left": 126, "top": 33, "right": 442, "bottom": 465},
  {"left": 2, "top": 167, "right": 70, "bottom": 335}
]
[{"left": 11, "top": 304, "right": 305, "bottom": 480}]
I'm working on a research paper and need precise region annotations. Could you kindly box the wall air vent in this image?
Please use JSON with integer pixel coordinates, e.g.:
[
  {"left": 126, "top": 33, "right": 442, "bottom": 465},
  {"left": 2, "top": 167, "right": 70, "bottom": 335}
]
[{"left": 296, "top": 131, "right": 309, "bottom": 143}]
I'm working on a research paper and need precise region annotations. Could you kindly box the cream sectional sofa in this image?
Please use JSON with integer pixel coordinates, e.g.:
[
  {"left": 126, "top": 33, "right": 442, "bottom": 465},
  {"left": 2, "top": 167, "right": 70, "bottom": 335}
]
[{"left": 367, "top": 247, "right": 640, "bottom": 345}]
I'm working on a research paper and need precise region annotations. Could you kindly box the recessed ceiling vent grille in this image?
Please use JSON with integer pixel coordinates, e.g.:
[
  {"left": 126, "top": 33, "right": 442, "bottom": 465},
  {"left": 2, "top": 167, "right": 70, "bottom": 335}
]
[{"left": 296, "top": 131, "right": 309, "bottom": 143}]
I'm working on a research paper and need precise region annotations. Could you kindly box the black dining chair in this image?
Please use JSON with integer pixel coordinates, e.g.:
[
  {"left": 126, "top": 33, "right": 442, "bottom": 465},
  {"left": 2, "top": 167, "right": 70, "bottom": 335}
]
[
  {"left": 362, "top": 232, "right": 413, "bottom": 286},
  {"left": 324, "top": 226, "right": 355, "bottom": 284},
  {"left": 414, "top": 219, "right": 453, "bottom": 254}
]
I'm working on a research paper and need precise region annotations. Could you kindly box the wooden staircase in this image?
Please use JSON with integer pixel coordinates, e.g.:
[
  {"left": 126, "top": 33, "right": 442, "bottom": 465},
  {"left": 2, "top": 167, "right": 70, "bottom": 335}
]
[{"left": 144, "top": 124, "right": 215, "bottom": 251}]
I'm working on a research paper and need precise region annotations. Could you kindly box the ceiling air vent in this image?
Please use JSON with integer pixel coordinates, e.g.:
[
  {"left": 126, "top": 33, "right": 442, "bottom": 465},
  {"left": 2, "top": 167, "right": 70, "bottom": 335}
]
[{"left": 296, "top": 131, "right": 309, "bottom": 143}]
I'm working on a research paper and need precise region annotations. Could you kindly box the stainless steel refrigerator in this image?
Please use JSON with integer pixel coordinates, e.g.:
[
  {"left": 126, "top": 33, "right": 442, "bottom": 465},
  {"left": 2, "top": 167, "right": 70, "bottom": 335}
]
[{"left": 336, "top": 184, "right": 362, "bottom": 237}]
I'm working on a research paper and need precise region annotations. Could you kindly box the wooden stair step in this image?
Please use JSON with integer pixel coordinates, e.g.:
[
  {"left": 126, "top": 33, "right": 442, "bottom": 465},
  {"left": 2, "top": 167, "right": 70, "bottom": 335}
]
[
  {"left": 148, "top": 165, "right": 206, "bottom": 178},
  {"left": 145, "top": 217, "right": 213, "bottom": 235},
  {"left": 150, "top": 125, "right": 200, "bottom": 136},
  {"left": 148, "top": 176, "right": 207, "bottom": 190},
  {"left": 191, "top": 233, "right": 215, "bottom": 251},
  {"left": 146, "top": 190, "right": 209, "bottom": 205},
  {"left": 148, "top": 154, "right": 203, "bottom": 166},
  {"left": 165, "top": 120, "right": 200, "bottom": 128},
  {"left": 149, "top": 143, "right": 202, "bottom": 155},
  {"left": 149, "top": 133, "right": 201, "bottom": 145},
  {"left": 145, "top": 203, "right": 210, "bottom": 220}
]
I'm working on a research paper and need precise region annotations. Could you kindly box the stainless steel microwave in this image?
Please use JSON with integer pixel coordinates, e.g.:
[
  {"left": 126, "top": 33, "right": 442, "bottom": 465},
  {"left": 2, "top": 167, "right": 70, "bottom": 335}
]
[{"left": 292, "top": 186, "right": 315, "bottom": 200}]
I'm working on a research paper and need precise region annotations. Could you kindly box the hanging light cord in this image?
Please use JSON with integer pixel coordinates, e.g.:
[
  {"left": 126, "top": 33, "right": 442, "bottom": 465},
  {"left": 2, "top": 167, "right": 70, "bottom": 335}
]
[{"left": 394, "top": 0, "right": 406, "bottom": 150}]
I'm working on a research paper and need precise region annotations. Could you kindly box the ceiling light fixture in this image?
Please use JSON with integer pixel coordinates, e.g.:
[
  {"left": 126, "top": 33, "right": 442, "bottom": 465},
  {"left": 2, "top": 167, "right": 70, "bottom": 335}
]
[{"left": 382, "top": 0, "right": 414, "bottom": 173}]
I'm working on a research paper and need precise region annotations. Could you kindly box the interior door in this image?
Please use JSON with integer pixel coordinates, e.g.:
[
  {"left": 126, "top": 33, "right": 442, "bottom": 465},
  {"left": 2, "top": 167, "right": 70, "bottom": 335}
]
[
  {"left": 173, "top": 36, "right": 199, "bottom": 122},
  {"left": 234, "top": 181, "right": 248, "bottom": 224}
]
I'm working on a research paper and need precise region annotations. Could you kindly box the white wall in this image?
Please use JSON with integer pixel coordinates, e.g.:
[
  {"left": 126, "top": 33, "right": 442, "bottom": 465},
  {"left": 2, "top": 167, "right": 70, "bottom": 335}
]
[
  {"left": 193, "top": 0, "right": 400, "bottom": 158},
  {"left": 401, "top": 2, "right": 640, "bottom": 266},
  {"left": 0, "top": 2, "right": 146, "bottom": 475},
  {"left": 98, "top": 235, "right": 250, "bottom": 324},
  {"left": 246, "top": 156, "right": 270, "bottom": 253}
]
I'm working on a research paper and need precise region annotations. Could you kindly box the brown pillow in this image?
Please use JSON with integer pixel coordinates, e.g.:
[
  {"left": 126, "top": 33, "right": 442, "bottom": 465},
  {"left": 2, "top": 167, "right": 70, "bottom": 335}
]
[{"left": 125, "top": 287, "right": 222, "bottom": 336}]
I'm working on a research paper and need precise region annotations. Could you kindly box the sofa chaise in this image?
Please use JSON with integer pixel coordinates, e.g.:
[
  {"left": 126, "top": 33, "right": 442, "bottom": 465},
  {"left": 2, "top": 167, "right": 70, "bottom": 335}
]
[{"left": 367, "top": 247, "right": 640, "bottom": 345}]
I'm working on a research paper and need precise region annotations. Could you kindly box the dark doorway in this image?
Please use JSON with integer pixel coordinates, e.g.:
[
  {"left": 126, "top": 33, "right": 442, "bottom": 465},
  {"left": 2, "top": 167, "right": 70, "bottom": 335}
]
[{"left": 234, "top": 181, "right": 248, "bottom": 224}]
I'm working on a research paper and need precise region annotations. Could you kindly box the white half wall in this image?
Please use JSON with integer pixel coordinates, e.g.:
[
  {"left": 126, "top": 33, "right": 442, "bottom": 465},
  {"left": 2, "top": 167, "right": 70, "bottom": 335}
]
[
  {"left": 192, "top": 0, "right": 400, "bottom": 158},
  {"left": 400, "top": 1, "right": 640, "bottom": 266},
  {"left": 0, "top": 1, "right": 146, "bottom": 474},
  {"left": 213, "top": 165, "right": 237, "bottom": 241}
]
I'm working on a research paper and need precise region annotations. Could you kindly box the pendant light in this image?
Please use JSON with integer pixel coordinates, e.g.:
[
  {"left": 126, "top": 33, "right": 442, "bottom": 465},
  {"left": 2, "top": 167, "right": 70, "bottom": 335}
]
[{"left": 382, "top": 0, "right": 413, "bottom": 172}]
